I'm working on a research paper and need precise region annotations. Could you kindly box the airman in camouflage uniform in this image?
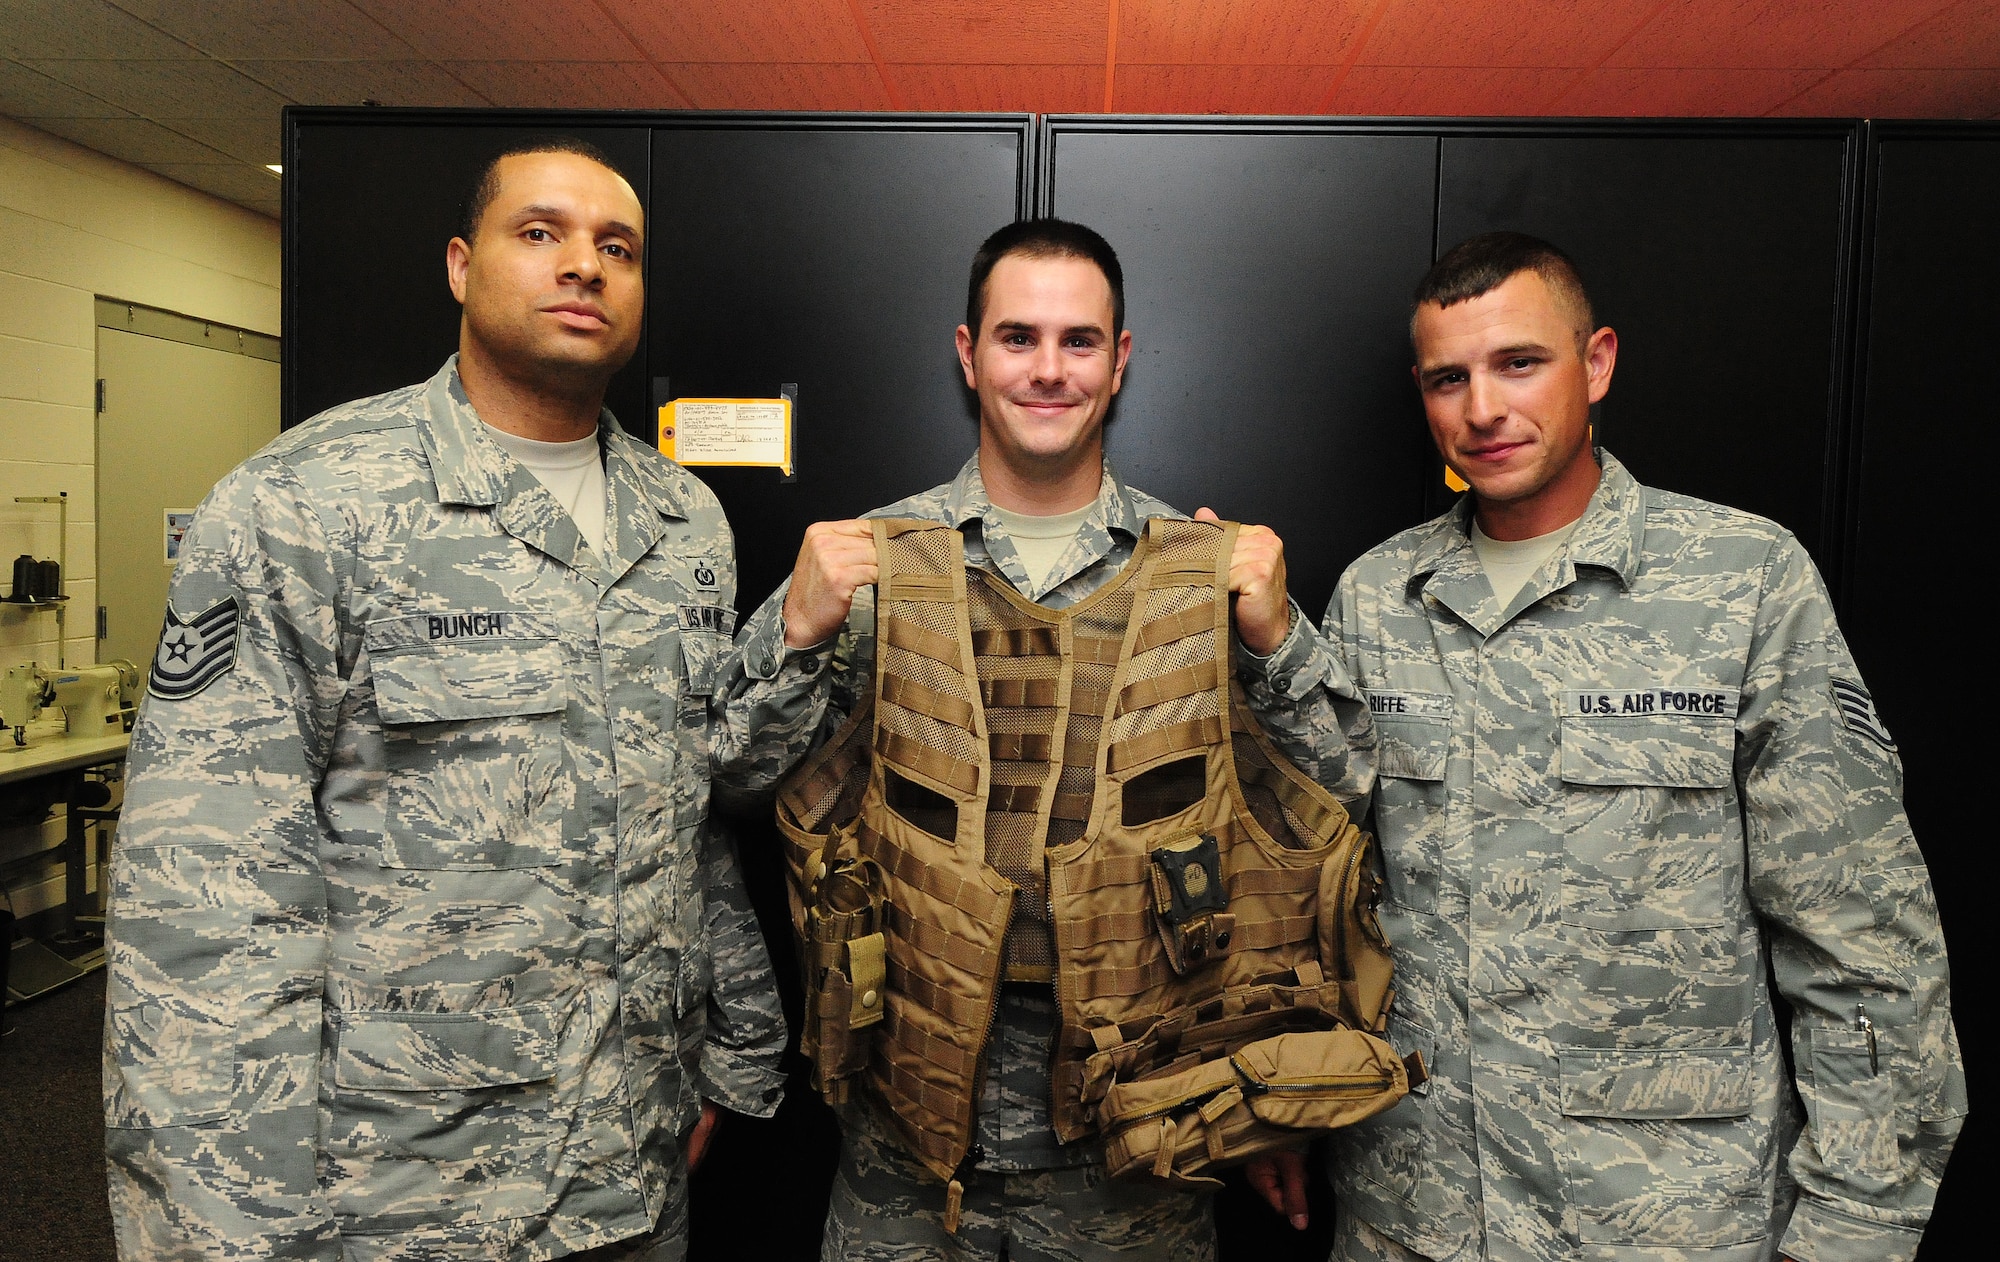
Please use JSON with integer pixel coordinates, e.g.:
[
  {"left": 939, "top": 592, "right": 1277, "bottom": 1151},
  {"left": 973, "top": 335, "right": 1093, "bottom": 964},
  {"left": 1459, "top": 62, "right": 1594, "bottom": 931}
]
[
  {"left": 722, "top": 220, "right": 1373, "bottom": 1260},
  {"left": 103, "top": 142, "right": 788, "bottom": 1261},
  {"left": 1291, "top": 233, "right": 1965, "bottom": 1262}
]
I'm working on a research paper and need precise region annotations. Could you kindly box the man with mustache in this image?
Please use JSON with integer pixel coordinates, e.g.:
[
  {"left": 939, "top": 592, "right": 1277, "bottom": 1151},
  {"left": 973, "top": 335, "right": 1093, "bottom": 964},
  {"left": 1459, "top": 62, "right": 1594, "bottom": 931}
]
[
  {"left": 724, "top": 219, "right": 1374, "bottom": 1259},
  {"left": 103, "top": 138, "right": 786, "bottom": 1261},
  {"left": 1249, "top": 231, "right": 1964, "bottom": 1262}
]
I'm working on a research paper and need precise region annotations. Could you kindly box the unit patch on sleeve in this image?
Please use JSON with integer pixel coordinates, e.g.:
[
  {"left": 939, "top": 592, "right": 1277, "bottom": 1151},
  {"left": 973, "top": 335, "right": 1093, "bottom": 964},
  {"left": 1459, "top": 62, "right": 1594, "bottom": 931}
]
[
  {"left": 149, "top": 597, "right": 240, "bottom": 700},
  {"left": 1830, "top": 677, "right": 1895, "bottom": 750}
]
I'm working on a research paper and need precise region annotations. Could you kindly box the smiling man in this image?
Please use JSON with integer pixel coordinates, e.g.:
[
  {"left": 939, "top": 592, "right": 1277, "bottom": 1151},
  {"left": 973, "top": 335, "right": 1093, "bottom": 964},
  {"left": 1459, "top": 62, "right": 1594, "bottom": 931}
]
[
  {"left": 103, "top": 138, "right": 787, "bottom": 1262},
  {"left": 721, "top": 219, "right": 1376, "bottom": 1260},
  {"left": 1250, "top": 232, "right": 1964, "bottom": 1262}
]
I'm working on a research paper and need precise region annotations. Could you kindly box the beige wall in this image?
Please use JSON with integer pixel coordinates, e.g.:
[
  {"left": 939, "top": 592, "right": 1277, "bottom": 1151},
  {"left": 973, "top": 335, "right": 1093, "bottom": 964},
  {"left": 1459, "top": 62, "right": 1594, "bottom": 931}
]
[{"left": 1, "top": 115, "right": 279, "bottom": 916}]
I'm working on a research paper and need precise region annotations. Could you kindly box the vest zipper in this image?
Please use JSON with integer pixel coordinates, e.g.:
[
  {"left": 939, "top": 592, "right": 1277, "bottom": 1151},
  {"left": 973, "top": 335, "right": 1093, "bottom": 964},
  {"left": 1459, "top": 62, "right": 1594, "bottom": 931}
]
[{"left": 1331, "top": 835, "right": 1367, "bottom": 996}]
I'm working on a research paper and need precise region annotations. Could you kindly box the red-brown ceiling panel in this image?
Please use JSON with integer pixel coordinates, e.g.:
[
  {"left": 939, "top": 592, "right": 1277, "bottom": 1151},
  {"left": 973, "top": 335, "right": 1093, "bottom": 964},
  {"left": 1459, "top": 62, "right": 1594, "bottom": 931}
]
[
  {"left": 598, "top": 0, "right": 873, "bottom": 63},
  {"left": 111, "top": 0, "right": 420, "bottom": 61},
  {"left": 1551, "top": 66, "right": 1825, "bottom": 115},
  {"left": 349, "top": 0, "right": 646, "bottom": 62},
  {"left": 1363, "top": 0, "right": 1669, "bottom": 69},
  {"left": 1773, "top": 66, "right": 2000, "bottom": 116},
  {"left": 861, "top": 0, "right": 1107, "bottom": 64},
  {"left": 1116, "top": 0, "right": 1374, "bottom": 65},
  {"left": 1607, "top": 0, "right": 1958, "bottom": 69},
  {"left": 892, "top": 64, "right": 1100, "bottom": 112},
  {"left": 1331, "top": 65, "right": 1579, "bottom": 115},
  {"left": 664, "top": 62, "right": 895, "bottom": 110},
  {"left": 440, "top": 60, "right": 688, "bottom": 108},
  {"left": 1857, "top": 0, "right": 2000, "bottom": 67},
  {"left": 1112, "top": 64, "right": 1340, "bottom": 113}
]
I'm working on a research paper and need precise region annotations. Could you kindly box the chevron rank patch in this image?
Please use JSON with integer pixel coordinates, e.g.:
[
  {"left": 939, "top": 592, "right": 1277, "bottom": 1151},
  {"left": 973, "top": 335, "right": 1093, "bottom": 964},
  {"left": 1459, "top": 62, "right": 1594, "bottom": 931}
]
[
  {"left": 1830, "top": 677, "right": 1895, "bottom": 751},
  {"left": 150, "top": 597, "right": 240, "bottom": 700}
]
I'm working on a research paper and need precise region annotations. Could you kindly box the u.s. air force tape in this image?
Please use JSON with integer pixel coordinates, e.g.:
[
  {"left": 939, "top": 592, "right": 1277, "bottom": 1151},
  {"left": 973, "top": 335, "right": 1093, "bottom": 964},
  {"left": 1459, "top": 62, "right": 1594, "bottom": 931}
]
[{"left": 149, "top": 597, "right": 239, "bottom": 700}]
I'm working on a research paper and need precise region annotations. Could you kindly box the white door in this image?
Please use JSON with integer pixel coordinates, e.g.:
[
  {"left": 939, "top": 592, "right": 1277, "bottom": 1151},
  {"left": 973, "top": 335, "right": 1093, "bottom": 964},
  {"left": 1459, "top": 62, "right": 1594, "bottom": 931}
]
[{"left": 96, "top": 319, "right": 279, "bottom": 671}]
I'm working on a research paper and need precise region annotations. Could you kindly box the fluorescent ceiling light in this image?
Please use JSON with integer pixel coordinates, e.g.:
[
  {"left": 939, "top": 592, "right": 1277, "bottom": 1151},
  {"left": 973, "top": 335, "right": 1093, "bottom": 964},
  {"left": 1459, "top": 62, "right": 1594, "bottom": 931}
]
[{"left": 265, "top": 164, "right": 283, "bottom": 174}]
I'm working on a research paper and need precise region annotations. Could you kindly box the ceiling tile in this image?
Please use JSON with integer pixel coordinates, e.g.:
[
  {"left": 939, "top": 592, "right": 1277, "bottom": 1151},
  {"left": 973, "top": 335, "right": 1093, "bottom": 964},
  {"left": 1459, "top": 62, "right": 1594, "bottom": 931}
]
[
  {"left": 1118, "top": 0, "right": 1374, "bottom": 65},
  {"left": 1772, "top": 66, "right": 2000, "bottom": 116},
  {"left": 21, "top": 59, "right": 292, "bottom": 117},
  {"left": 142, "top": 160, "right": 287, "bottom": 203},
  {"left": 1858, "top": 0, "right": 2000, "bottom": 68},
  {"left": 892, "top": 64, "right": 1099, "bottom": 112},
  {"left": 348, "top": 0, "right": 645, "bottom": 62},
  {"left": 1549, "top": 67, "right": 1826, "bottom": 115},
  {"left": 0, "top": 0, "right": 202, "bottom": 60},
  {"left": 1363, "top": 0, "right": 1659, "bottom": 69},
  {"left": 231, "top": 59, "right": 491, "bottom": 107},
  {"left": 154, "top": 115, "right": 282, "bottom": 164},
  {"left": 664, "top": 62, "right": 894, "bottom": 110},
  {"left": 862, "top": 0, "right": 1105, "bottom": 65},
  {"left": 0, "top": 60, "right": 135, "bottom": 117},
  {"left": 29, "top": 116, "right": 236, "bottom": 164},
  {"left": 1608, "top": 0, "right": 1957, "bottom": 70},
  {"left": 1112, "top": 64, "right": 1340, "bottom": 114},
  {"left": 1331, "top": 66, "right": 1582, "bottom": 115},
  {"left": 440, "top": 61, "right": 690, "bottom": 109},
  {"left": 106, "top": 0, "right": 419, "bottom": 59},
  {"left": 600, "top": 0, "right": 872, "bottom": 63}
]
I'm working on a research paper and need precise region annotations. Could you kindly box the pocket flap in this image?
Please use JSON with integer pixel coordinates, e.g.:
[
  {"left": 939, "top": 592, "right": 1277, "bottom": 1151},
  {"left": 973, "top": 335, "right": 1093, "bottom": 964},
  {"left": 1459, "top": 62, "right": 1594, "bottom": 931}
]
[
  {"left": 335, "top": 1003, "right": 560, "bottom": 1090},
  {"left": 1558, "top": 689, "right": 1736, "bottom": 788},
  {"left": 1372, "top": 710, "right": 1448, "bottom": 782},
  {"left": 372, "top": 635, "right": 565, "bottom": 724},
  {"left": 1231, "top": 1030, "right": 1407, "bottom": 1130},
  {"left": 1558, "top": 1046, "right": 1754, "bottom": 1120},
  {"left": 680, "top": 629, "right": 727, "bottom": 697}
]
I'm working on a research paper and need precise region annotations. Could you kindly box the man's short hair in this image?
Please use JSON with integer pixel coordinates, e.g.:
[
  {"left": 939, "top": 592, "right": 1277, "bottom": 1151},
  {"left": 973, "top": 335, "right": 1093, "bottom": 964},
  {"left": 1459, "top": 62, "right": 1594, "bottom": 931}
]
[
  {"left": 966, "top": 219, "right": 1125, "bottom": 339},
  {"left": 1412, "top": 232, "right": 1595, "bottom": 346},
  {"left": 457, "top": 136, "right": 626, "bottom": 243}
]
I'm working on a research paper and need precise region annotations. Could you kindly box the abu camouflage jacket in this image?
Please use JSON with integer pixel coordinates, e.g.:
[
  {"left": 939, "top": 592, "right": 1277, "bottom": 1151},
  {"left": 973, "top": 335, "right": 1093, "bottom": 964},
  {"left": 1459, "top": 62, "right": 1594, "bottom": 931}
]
[
  {"left": 1321, "top": 451, "right": 1965, "bottom": 1262},
  {"left": 103, "top": 359, "right": 787, "bottom": 1261}
]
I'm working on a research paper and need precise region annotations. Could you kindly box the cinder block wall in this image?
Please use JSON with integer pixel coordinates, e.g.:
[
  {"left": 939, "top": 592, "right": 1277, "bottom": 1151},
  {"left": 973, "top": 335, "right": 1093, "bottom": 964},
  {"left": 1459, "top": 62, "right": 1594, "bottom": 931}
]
[{"left": 0, "top": 115, "right": 278, "bottom": 918}]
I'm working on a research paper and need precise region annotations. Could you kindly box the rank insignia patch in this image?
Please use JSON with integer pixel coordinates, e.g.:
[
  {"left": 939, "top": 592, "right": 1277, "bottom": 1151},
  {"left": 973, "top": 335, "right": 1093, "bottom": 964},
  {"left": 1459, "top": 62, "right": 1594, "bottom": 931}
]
[
  {"left": 1831, "top": 677, "right": 1895, "bottom": 751},
  {"left": 150, "top": 597, "right": 240, "bottom": 700}
]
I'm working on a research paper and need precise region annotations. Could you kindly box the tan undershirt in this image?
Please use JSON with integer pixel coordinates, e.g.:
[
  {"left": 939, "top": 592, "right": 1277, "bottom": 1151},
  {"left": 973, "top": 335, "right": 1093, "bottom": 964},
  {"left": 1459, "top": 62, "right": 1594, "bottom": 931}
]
[
  {"left": 1471, "top": 517, "right": 1579, "bottom": 608},
  {"left": 990, "top": 503, "right": 1095, "bottom": 592}
]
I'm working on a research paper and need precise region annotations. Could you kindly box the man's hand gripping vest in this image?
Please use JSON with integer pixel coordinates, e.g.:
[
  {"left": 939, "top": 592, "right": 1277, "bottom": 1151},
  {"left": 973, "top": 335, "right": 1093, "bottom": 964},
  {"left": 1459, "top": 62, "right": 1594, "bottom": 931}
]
[{"left": 777, "top": 518, "right": 1420, "bottom": 1192}]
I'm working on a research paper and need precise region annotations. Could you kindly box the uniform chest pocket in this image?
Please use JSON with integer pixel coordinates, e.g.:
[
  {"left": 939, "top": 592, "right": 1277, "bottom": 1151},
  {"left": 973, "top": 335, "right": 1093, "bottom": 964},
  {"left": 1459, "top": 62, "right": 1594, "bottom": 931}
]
[
  {"left": 1368, "top": 700, "right": 1450, "bottom": 916},
  {"left": 1559, "top": 692, "right": 1738, "bottom": 931},
  {"left": 371, "top": 637, "right": 571, "bottom": 870}
]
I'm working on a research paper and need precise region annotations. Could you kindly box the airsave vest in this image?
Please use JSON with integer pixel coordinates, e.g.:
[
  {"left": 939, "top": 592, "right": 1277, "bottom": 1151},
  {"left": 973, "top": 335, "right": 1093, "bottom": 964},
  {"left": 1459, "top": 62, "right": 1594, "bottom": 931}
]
[{"left": 778, "top": 517, "right": 1415, "bottom": 1190}]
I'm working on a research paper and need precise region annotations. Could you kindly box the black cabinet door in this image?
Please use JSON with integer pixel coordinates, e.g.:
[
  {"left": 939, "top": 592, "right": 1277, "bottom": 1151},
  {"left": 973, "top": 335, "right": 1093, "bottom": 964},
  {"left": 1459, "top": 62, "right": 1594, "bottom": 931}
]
[
  {"left": 648, "top": 119, "right": 1030, "bottom": 613},
  {"left": 1848, "top": 130, "right": 1993, "bottom": 1262},
  {"left": 1436, "top": 129, "right": 1858, "bottom": 571},
  {"left": 284, "top": 114, "right": 653, "bottom": 434},
  {"left": 1042, "top": 122, "right": 1439, "bottom": 616}
]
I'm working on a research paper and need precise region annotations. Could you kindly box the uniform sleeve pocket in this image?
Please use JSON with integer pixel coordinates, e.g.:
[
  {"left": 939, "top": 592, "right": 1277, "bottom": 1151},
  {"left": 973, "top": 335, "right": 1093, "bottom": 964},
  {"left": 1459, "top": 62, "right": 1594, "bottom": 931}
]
[
  {"left": 1558, "top": 1046, "right": 1754, "bottom": 1119},
  {"left": 1803, "top": 1025, "right": 1901, "bottom": 1197},
  {"left": 334, "top": 1003, "right": 559, "bottom": 1090},
  {"left": 369, "top": 638, "right": 570, "bottom": 871}
]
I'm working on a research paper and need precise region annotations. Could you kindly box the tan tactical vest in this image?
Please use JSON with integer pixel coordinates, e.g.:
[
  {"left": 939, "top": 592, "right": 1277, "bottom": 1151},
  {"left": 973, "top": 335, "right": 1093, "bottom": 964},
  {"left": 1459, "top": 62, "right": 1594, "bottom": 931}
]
[{"left": 778, "top": 517, "right": 1414, "bottom": 1195}]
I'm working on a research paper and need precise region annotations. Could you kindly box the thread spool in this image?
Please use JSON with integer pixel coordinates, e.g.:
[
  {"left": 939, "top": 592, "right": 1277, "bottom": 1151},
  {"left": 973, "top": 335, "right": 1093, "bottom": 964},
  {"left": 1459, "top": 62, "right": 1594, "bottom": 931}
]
[
  {"left": 36, "top": 559, "right": 61, "bottom": 598},
  {"left": 10, "top": 554, "right": 34, "bottom": 600}
]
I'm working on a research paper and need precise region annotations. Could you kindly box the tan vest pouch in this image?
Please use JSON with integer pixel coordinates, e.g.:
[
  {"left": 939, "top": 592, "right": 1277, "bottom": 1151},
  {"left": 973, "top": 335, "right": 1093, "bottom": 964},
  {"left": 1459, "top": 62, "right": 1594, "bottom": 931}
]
[{"left": 1098, "top": 1028, "right": 1412, "bottom": 1187}]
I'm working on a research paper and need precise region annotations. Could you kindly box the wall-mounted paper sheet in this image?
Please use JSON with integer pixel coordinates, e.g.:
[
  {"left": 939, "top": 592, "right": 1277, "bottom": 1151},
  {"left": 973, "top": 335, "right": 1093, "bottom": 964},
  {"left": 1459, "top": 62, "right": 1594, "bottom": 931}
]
[{"left": 659, "top": 398, "right": 793, "bottom": 475}]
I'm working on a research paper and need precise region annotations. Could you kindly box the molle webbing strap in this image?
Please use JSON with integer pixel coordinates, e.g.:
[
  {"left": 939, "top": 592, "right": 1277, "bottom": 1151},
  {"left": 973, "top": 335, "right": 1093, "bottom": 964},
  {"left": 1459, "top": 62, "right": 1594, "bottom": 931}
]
[
  {"left": 982, "top": 677, "right": 1059, "bottom": 708},
  {"left": 887, "top": 903, "right": 997, "bottom": 975},
  {"left": 864, "top": 820, "right": 1012, "bottom": 922},
  {"left": 989, "top": 732, "right": 1054, "bottom": 763},
  {"left": 1106, "top": 715, "right": 1227, "bottom": 773},
  {"left": 973, "top": 626, "right": 1058, "bottom": 657},
  {"left": 1116, "top": 661, "right": 1221, "bottom": 716},
  {"left": 1066, "top": 956, "right": 1175, "bottom": 1001},
  {"left": 874, "top": 726, "right": 981, "bottom": 796},
  {"left": 888, "top": 955, "right": 993, "bottom": 1027},
  {"left": 1073, "top": 637, "right": 1125, "bottom": 666},
  {"left": 1133, "top": 605, "right": 1218, "bottom": 656},
  {"left": 881, "top": 616, "right": 963, "bottom": 669},
  {"left": 884, "top": 1006, "right": 980, "bottom": 1077},
  {"left": 1235, "top": 755, "right": 1349, "bottom": 840},
  {"left": 881, "top": 674, "right": 977, "bottom": 729}
]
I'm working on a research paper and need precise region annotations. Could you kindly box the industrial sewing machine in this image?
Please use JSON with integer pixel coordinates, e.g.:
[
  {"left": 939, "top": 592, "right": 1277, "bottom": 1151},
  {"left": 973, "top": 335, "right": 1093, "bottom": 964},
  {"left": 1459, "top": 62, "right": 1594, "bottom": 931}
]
[{"left": 0, "top": 661, "right": 141, "bottom": 747}]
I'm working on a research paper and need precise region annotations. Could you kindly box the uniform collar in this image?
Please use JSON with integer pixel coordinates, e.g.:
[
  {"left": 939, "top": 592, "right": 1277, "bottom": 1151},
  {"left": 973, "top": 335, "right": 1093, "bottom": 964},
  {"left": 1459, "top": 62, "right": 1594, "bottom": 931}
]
[
  {"left": 942, "top": 452, "right": 1143, "bottom": 541},
  {"left": 1408, "top": 448, "right": 1642, "bottom": 589},
  {"left": 418, "top": 354, "right": 691, "bottom": 523}
]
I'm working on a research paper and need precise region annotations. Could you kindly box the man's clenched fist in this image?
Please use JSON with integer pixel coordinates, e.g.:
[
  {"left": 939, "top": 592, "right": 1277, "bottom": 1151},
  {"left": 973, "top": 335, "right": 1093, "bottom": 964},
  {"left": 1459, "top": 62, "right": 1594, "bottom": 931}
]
[
  {"left": 781, "top": 519, "right": 879, "bottom": 649},
  {"left": 1194, "top": 507, "right": 1292, "bottom": 656}
]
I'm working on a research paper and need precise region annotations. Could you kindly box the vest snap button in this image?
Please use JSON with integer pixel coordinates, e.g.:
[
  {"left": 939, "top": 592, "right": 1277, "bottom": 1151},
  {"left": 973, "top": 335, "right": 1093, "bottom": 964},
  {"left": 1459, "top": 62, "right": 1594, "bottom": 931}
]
[
  {"left": 819, "top": 863, "right": 830, "bottom": 879},
  {"left": 862, "top": 989, "right": 880, "bottom": 1008}
]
